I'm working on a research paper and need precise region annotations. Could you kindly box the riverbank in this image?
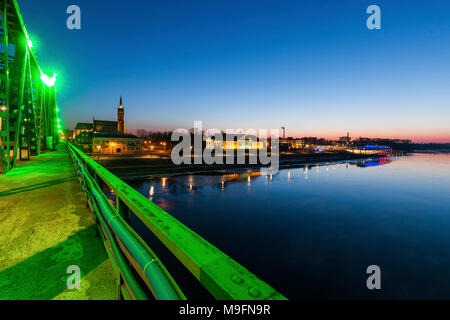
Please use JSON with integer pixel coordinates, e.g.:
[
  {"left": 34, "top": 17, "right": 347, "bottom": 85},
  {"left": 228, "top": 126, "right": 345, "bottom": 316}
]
[{"left": 94, "top": 150, "right": 396, "bottom": 180}]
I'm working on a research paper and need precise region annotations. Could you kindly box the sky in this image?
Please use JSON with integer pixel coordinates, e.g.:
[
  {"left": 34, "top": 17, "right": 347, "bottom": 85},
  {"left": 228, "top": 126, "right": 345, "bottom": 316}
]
[{"left": 19, "top": 0, "right": 450, "bottom": 142}]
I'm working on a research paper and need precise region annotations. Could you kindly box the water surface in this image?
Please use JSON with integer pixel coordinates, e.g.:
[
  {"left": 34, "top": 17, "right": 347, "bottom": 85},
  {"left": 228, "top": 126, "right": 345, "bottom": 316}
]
[{"left": 122, "top": 153, "right": 450, "bottom": 299}]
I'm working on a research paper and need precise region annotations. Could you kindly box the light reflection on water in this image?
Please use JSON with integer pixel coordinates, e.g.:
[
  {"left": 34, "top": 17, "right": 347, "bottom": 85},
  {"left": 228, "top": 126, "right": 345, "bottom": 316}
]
[{"left": 124, "top": 154, "right": 450, "bottom": 299}]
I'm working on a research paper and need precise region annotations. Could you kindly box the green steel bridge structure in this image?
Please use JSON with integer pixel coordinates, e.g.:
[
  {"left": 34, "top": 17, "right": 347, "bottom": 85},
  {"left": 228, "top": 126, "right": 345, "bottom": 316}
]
[
  {"left": 0, "top": 0, "right": 286, "bottom": 300},
  {"left": 0, "top": 0, "right": 61, "bottom": 175}
]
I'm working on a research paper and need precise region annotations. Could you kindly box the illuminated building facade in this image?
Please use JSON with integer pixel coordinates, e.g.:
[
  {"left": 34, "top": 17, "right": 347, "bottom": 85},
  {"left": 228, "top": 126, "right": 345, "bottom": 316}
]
[
  {"left": 280, "top": 138, "right": 305, "bottom": 150},
  {"left": 75, "top": 132, "right": 142, "bottom": 154},
  {"left": 73, "top": 122, "right": 93, "bottom": 139},
  {"left": 92, "top": 134, "right": 142, "bottom": 154},
  {"left": 205, "top": 135, "right": 265, "bottom": 150}
]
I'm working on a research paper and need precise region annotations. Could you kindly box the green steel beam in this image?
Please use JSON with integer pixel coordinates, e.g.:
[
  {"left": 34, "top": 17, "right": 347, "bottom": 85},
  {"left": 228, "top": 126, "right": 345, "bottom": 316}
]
[
  {"left": 37, "top": 82, "right": 44, "bottom": 154},
  {"left": 12, "top": 48, "right": 28, "bottom": 168},
  {"left": 26, "top": 51, "right": 38, "bottom": 155},
  {"left": 9, "top": 0, "right": 41, "bottom": 71},
  {"left": 0, "top": 0, "right": 10, "bottom": 172},
  {"left": 0, "top": 0, "right": 60, "bottom": 172}
]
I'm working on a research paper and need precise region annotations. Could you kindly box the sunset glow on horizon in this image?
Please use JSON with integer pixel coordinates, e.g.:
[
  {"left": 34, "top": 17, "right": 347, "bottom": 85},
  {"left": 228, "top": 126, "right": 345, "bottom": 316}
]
[{"left": 21, "top": 0, "right": 450, "bottom": 143}]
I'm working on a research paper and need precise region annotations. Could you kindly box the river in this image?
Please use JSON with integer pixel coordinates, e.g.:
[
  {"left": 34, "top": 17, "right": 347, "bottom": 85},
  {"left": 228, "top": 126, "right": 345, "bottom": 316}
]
[{"left": 117, "top": 153, "right": 450, "bottom": 299}]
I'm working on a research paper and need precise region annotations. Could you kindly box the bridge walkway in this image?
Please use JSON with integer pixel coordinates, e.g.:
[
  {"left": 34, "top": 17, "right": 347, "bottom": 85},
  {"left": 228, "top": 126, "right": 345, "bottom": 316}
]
[{"left": 0, "top": 144, "right": 116, "bottom": 299}]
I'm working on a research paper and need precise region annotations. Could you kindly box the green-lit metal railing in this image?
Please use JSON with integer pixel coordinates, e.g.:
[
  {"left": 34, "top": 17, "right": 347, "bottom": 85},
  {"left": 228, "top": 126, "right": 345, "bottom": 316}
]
[
  {"left": 68, "top": 142, "right": 184, "bottom": 300},
  {"left": 67, "top": 142, "right": 286, "bottom": 300}
]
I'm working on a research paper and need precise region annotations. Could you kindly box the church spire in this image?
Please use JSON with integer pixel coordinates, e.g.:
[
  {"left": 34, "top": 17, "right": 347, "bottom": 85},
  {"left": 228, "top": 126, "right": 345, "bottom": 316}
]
[{"left": 118, "top": 96, "right": 125, "bottom": 133}]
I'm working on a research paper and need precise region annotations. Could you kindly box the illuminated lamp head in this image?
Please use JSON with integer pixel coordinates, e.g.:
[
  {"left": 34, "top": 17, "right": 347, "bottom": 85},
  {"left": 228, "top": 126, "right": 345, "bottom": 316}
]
[{"left": 40, "top": 72, "right": 57, "bottom": 87}]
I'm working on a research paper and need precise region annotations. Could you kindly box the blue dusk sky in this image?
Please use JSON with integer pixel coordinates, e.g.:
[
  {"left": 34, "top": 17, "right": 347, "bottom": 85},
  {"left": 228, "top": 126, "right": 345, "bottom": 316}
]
[{"left": 20, "top": 0, "right": 450, "bottom": 142}]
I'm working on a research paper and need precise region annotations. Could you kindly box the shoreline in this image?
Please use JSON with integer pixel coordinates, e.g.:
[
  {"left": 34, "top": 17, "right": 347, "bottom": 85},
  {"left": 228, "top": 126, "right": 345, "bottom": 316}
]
[{"left": 95, "top": 151, "right": 404, "bottom": 181}]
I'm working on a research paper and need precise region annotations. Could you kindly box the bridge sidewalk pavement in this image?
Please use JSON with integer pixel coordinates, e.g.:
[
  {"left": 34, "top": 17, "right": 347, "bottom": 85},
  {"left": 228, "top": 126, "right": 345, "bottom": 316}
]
[{"left": 0, "top": 144, "right": 116, "bottom": 300}]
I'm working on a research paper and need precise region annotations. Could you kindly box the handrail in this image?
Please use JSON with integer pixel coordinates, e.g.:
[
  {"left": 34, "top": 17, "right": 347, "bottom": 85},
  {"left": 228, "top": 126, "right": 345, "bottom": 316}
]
[
  {"left": 67, "top": 142, "right": 286, "bottom": 300},
  {"left": 68, "top": 143, "right": 184, "bottom": 300},
  {"left": 84, "top": 180, "right": 149, "bottom": 300}
]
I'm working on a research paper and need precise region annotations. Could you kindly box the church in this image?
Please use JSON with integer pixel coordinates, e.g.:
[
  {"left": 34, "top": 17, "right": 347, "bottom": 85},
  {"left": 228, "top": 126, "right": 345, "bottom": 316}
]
[
  {"left": 73, "top": 97, "right": 126, "bottom": 138},
  {"left": 73, "top": 97, "right": 142, "bottom": 154}
]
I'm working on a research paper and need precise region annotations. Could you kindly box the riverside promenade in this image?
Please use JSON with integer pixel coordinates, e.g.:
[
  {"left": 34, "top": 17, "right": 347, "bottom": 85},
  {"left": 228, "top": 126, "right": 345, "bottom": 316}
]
[{"left": 0, "top": 145, "right": 115, "bottom": 300}]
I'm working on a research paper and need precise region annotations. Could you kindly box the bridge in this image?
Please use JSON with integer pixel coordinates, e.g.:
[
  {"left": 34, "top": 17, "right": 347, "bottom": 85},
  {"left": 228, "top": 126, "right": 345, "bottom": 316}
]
[{"left": 0, "top": 0, "right": 286, "bottom": 300}]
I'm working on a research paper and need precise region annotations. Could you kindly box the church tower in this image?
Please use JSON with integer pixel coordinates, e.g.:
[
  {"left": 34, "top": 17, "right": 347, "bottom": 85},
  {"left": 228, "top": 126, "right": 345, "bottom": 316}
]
[{"left": 118, "top": 96, "right": 125, "bottom": 133}]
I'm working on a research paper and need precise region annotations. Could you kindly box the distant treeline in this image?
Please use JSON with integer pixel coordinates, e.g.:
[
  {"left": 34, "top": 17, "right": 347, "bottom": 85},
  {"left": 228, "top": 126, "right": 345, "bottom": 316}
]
[
  {"left": 135, "top": 130, "right": 206, "bottom": 149},
  {"left": 411, "top": 143, "right": 450, "bottom": 150},
  {"left": 136, "top": 130, "right": 175, "bottom": 147},
  {"left": 136, "top": 130, "right": 172, "bottom": 141},
  {"left": 393, "top": 143, "right": 450, "bottom": 151}
]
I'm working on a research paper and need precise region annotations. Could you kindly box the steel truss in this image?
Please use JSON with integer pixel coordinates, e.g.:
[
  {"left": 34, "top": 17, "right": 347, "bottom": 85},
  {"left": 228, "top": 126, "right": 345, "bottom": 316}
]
[{"left": 0, "top": 0, "right": 59, "bottom": 174}]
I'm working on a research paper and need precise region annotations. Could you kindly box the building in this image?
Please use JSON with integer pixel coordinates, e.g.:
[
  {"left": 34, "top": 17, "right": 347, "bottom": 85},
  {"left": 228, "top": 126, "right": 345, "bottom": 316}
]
[
  {"left": 92, "top": 133, "right": 142, "bottom": 154},
  {"left": 74, "top": 131, "right": 94, "bottom": 152},
  {"left": 355, "top": 145, "right": 393, "bottom": 155},
  {"left": 73, "top": 97, "right": 126, "bottom": 138},
  {"left": 280, "top": 138, "right": 305, "bottom": 150},
  {"left": 73, "top": 122, "right": 93, "bottom": 138},
  {"left": 339, "top": 132, "right": 351, "bottom": 144},
  {"left": 75, "top": 131, "right": 142, "bottom": 154},
  {"left": 301, "top": 137, "right": 318, "bottom": 147},
  {"left": 93, "top": 119, "right": 117, "bottom": 133},
  {"left": 205, "top": 135, "right": 265, "bottom": 150},
  {"left": 356, "top": 137, "right": 412, "bottom": 145}
]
